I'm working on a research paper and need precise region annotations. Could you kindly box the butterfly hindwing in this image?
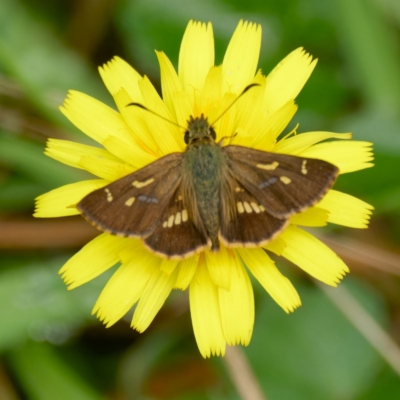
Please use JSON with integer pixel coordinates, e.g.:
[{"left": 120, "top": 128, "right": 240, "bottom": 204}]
[
  {"left": 219, "top": 180, "right": 288, "bottom": 247},
  {"left": 144, "top": 188, "right": 211, "bottom": 259},
  {"left": 77, "top": 153, "right": 183, "bottom": 238},
  {"left": 223, "top": 145, "right": 339, "bottom": 218}
]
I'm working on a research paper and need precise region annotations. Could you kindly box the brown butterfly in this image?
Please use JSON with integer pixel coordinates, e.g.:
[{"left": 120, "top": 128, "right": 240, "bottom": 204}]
[{"left": 78, "top": 96, "right": 338, "bottom": 260}]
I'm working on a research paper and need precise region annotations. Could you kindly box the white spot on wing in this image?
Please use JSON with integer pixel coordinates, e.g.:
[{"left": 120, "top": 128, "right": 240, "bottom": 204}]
[
  {"left": 237, "top": 202, "right": 244, "bottom": 214},
  {"left": 243, "top": 201, "right": 252, "bottom": 213},
  {"left": 251, "top": 202, "right": 260, "bottom": 213},
  {"left": 280, "top": 176, "right": 291, "bottom": 185},
  {"left": 163, "top": 221, "right": 168, "bottom": 228},
  {"left": 104, "top": 188, "right": 113, "bottom": 202},
  {"left": 168, "top": 215, "right": 174, "bottom": 228},
  {"left": 301, "top": 160, "right": 308, "bottom": 175},
  {"left": 182, "top": 209, "right": 188, "bottom": 222},
  {"left": 132, "top": 178, "right": 155, "bottom": 188},
  {"left": 125, "top": 197, "right": 135, "bottom": 206},
  {"left": 257, "top": 161, "right": 279, "bottom": 170},
  {"left": 175, "top": 212, "right": 181, "bottom": 225}
]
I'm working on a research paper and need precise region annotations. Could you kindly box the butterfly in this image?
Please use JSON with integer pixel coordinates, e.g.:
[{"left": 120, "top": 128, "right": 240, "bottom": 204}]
[{"left": 78, "top": 106, "right": 339, "bottom": 260}]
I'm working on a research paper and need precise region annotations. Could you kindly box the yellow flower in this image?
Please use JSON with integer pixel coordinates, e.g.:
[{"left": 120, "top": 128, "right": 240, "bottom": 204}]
[{"left": 35, "top": 20, "right": 374, "bottom": 358}]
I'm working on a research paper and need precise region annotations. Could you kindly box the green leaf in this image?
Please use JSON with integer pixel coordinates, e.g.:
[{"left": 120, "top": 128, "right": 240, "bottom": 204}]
[
  {"left": 335, "top": 0, "right": 400, "bottom": 113},
  {"left": 7, "top": 341, "right": 104, "bottom": 400},
  {"left": 358, "top": 365, "right": 400, "bottom": 400},
  {"left": 0, "top": 257, "right": 108, "bottom": 352},
  {"left": 0, "top": 177, "right": 43, "bottom": 213},
  {"left": 120, "top": 323, "right": 189, "bottom": 399},
  {"left": 245, "top": 277, "right": 385, "bottom": 400},
  {"left": 336, "top": 111, "right": 400, "bottom": 156},
  {"left": 0, "top": 0, "right": 110, "bottom": 133},
  {"left": 333, "top": 110, "right": 400, "bottom": 209},
  {"left": 0, "top": 133, "right": 87, "bottom": 188}
]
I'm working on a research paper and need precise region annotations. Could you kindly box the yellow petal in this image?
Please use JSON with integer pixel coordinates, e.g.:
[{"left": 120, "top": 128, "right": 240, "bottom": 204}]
[
  {"left": 222, "top": 20, "right": 262, "bottom": 94},
  {"left": 99, "top": 56, "right": 143, "bottom": 100},
  {"left": 179, "top": 21, "right": 214, "bottom": 99},
  {"left": 263, "top": 48, "right": 317, "bottom": 114},
  {"left": 174, "top": 254, "right": 200, "bottom": 290},
  {"left": 160, "top": 258, "right": 179, "bottom": 275},
  {"left": 34, "top": 179, "right": 107, "bottom": 217},
  {"left": 112, "top": 88, "right": 159, "bottom": 155},
  {"left": 93, "top": 243, "right": 160, "bottom": 327},
  {"left": 55, "top": 94, "right": 157, "bottom": 172},
  {"left": 205, "top": 246, "right": 232, "bottom": 290},
  {"left": 238, "top": 248, "right": 301, "bottom": 313},
  {"left": 117, "top": 243, "right": 159, "bottom": 266},
  {"left": 78, "top": 155, "right": 135, "bottom": 181},
  {"left": 274, "top": 131, "right": 352, "bottom": 155},
  {"left": 199, "top": 66, "right": 223, "bottom": 116},
  {"left": 317, "top": 190, "right": 374, "bottom": 228},
  {"left": 170, "top": 91, "right": 194, "bottom": 142},
  {"left": 131, "top": 267, "right": 177, "bottom": 332},
  {"left": 218, "top": 252, "right": 254, "bottom": 346},
  {"left": 139, "top": 76, "right": 182, "bottom": 154},
  {"left": 102, "top": 135, "right": 156, "bottom": 171},
  {"left": 267, "top": 226, "right": 349, "bottom": 286},
  {"left": 156, "top": 51, "right": 183, "bottom": 115},
  {"left": 45, "top": 139, "right": 121, "bottom": 170},
  {"left": 60, "top": 91, "right": 136, "bottom": 147},
  {"left": 213, "top": 92, "right": 237, "bottom": 142},
  {"left": 264, "top": 234, "right": 286, "bottom": 254},
  {"left": 290, "top": 207, "right": 329, "bottom": 227},
  {"left": 190, "top": 261, "right": 226, "bottom": 358},
  {"left": 298, "top": 141, "right": 374, "bottom": 173},
  {"left": 59, "top": 234, "right": 132, "bottom": 289},
  {"left": 250, "top": 100, "right": 298, "bottom": 150},
  {"left": 231, "top": 79, "right": 264, "bottom": 138}
]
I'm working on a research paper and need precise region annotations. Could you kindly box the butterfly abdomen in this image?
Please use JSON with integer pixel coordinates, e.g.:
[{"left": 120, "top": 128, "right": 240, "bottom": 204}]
[{"left": 183, "top": 142, "right": 225, "bottom": 250}]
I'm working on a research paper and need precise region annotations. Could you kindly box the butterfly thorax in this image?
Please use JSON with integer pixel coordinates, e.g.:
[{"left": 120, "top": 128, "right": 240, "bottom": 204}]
[{"left": 182, "top": 116, "right": 226, "bottom": 250}]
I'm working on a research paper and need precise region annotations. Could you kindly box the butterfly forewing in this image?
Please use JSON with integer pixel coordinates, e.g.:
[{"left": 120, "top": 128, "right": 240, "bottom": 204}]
[
  {"left": 223, "top": 145, "right": 339, "bottom": 218},
  {"left": 144, "top": 189, "right": 211, "bottom": 259},
  {"left": 77, "top": 153, "right": 183, "bottom": 238}
]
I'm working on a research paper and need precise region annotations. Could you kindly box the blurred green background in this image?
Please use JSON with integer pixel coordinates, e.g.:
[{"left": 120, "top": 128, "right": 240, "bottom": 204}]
[{"left": 0, "top": 0, "right": 400, "bottom": 399}]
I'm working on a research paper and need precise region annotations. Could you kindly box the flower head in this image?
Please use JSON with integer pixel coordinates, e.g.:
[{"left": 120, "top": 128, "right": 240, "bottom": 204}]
[{"left": 35, "top": 20, "right": 373, "bottom": 358}]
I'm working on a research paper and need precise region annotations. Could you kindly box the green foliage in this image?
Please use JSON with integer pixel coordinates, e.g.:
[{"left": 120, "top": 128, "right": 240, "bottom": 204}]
[
  {"left": 246, "top": 278, "right": 386, "bottom": 400},
  {"left": 8, "top": 341, "right": 105, "bottom": 400}
]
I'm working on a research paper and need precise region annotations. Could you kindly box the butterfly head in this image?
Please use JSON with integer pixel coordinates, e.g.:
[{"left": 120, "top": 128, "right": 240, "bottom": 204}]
[{"left": 184, "top": 115, "right": 216, "bottom": 146}]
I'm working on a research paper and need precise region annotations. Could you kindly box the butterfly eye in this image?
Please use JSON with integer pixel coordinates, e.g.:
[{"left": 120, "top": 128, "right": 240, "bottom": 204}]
[
  {"left": 184, "top": 130, "right": 190, "bottom": 144},
  {"left": 210, "top": 127, "right": 216, "bottom": 141}
]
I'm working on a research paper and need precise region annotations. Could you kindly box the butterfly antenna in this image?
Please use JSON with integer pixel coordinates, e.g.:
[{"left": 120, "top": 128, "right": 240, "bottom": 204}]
[
  {"left": 210, "top": 83, "right": 260, "bottom": 126},
  {"left": 127, "top": 102, "right": 186, "bottom": 129}
]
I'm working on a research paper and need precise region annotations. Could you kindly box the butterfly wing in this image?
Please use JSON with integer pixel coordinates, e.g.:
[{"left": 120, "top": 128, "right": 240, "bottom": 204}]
[
  {"left": 222, "top": 145, "right": 339, "bottom": 218},
  {"left": 219, "top": 180, "right": 289, "bottom": 247},
  {"left": 78, "top": 153, "right": 183, "bottom": 238},
  {"left": 144, "top": 188, "right": 211, "bottom": 259},
  {"left": 219, "top": 144, "right": 338, "bottom": 248}
]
